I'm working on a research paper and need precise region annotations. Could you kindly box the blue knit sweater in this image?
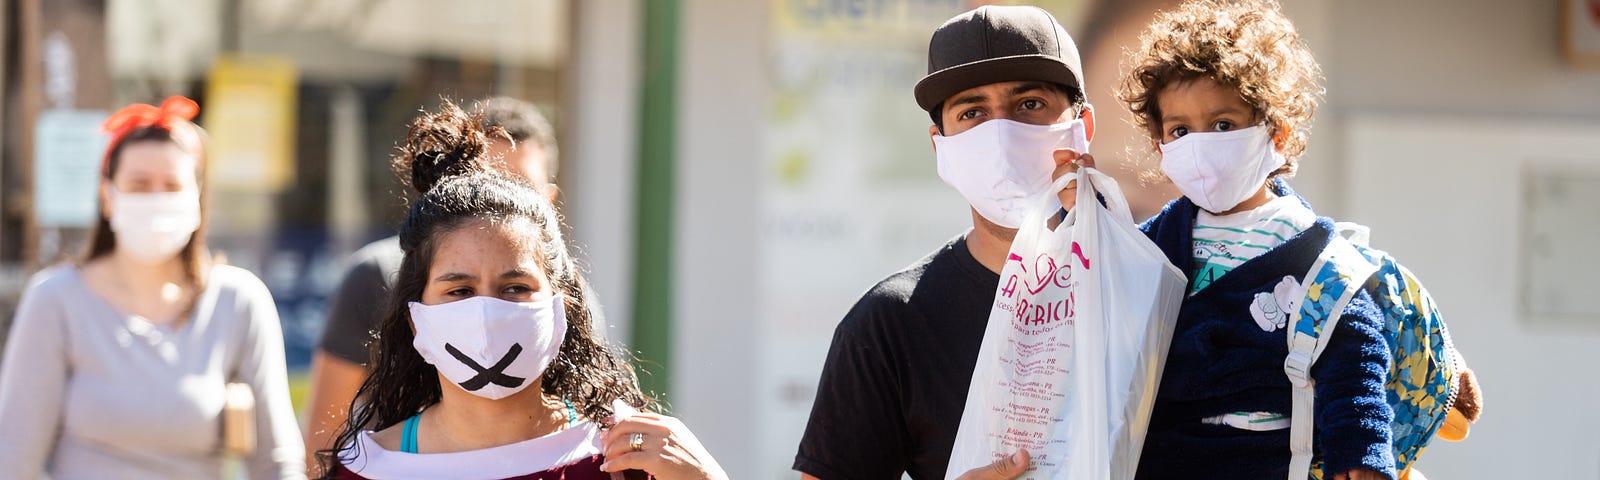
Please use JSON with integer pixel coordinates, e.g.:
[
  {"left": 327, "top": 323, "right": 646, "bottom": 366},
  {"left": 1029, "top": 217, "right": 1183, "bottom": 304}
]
[{"left": 1133, "top": 181, "right": 1397, "bottom": 479}]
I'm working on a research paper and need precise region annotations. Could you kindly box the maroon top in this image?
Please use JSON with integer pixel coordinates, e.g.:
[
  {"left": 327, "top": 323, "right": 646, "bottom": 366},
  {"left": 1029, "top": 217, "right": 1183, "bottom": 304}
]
[
  {"left": 333, "top": 453, "right": 652, "bottom": 480},
  {"left": 333, "top": 420, "right": 652, "bottom": 480}
]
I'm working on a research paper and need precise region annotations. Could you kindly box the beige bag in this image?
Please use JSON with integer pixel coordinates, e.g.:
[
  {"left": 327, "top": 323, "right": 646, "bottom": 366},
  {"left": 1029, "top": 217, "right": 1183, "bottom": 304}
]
[{"left": 222, "top": 382, "right": 256, "bottom": 456}]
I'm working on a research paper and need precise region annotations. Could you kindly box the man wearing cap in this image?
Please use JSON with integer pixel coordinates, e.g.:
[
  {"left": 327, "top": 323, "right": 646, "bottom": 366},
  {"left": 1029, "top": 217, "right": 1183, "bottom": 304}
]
[{"left": 795, "top": 5, "right": 1096, "bottom": 480}]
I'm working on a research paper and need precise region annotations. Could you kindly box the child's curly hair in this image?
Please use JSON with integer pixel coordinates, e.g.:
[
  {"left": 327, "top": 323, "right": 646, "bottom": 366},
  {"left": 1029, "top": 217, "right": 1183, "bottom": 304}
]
[{"left": 1116, "top": 0, "right": 1323, "bottom": 178}]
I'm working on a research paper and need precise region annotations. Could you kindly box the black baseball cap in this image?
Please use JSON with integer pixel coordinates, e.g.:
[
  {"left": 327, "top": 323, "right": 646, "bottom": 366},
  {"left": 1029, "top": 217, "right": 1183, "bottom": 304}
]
[{"left": 914, "top": 5, "right": 1084, "bottom": 119}]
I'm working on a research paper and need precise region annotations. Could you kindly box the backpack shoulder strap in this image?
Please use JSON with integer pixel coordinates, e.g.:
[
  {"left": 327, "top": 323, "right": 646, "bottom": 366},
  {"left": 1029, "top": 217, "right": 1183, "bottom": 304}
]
[
  {"left": 1285, "top": 236, "right": 1382, "bottom": 480},
  {"left": 1334, "top": 221, "right": 1372, "bottom": 248}
]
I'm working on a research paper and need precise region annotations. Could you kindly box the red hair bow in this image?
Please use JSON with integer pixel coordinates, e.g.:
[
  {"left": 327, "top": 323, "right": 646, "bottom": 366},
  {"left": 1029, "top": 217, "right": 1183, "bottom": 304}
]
[{"left": 100, "top": 96, "right": 201, "bottom": 173}]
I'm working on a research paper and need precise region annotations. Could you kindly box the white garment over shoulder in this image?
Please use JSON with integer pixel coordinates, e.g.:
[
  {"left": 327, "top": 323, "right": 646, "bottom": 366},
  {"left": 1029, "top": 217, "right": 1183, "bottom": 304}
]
[
  {"left": 0, "top": 264, "right": 305, "bottom": 480},
  {"left": 342, "top": 420, "right": 606, "bottom": 479}
]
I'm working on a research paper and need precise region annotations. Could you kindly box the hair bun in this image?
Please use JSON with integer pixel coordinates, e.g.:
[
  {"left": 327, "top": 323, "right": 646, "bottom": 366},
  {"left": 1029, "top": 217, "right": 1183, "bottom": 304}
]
[{"left": 396, "top": 100, "right": 489, "bottom": 195}]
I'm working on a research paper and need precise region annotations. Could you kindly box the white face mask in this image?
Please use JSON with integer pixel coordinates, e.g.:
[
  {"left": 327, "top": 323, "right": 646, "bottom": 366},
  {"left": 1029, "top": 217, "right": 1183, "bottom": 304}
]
[
  {"left": 1158, "top": 124, "right": 1286, "bottom": 213},
  {"left": 109, "top": 188, "right": 201, "bottom": 264},
  {"left": 934, "top": 118, "right": 1089, "bottom": 229},
  {"left": 409, "top": 295, "right": 567, "bottom": 400}
]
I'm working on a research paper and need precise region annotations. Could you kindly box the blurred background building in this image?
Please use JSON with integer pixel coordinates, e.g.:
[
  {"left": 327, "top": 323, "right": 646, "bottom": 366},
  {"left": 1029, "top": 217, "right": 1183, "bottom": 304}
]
[{"left": 1, "top": 0, "right": 1597, "bottom": 478}]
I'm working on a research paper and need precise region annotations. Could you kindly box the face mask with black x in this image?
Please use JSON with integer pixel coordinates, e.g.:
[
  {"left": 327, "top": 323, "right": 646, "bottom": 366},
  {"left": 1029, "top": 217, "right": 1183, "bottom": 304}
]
[{"left": 408, "top": 295, "right": 568, "bottom": 400}]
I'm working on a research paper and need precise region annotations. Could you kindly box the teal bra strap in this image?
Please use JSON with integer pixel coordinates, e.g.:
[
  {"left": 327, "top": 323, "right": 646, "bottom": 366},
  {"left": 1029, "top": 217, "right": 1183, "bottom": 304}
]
[
  {"left": 563, "top": 399, "right": 577, "bottom": 427},
  {"left": 400, "top": 413, "right": 422, "bottom": 454},
  {"left": 401, "top": 402, "right": 571, "bottom": 455}
]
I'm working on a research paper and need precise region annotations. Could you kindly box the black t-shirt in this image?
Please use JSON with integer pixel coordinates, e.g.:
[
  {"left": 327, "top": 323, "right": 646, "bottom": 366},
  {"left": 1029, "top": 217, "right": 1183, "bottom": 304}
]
[
  {"left": 794, "top": 234, "right": 1000, "bottom": 480},
  {"left": 318, "top": 236, "right": 403, "bottom": 365}
]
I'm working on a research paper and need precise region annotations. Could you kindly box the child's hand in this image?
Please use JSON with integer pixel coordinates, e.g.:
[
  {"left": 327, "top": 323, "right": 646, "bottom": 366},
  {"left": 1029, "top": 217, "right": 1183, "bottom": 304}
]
[
  {"left": 1051, "top": 148, "right": 1095, "bottom": 212},
  {"left": 1331, "top": 468, "right": 1387, "bottom": 480}
]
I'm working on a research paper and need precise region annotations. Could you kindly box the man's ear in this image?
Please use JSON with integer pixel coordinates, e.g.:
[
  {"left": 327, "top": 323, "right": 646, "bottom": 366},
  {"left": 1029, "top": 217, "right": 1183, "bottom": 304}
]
[
  {"left": 928, "top": 124, "right": 941, "bottom": 151},
  {"left": 1080, "top": 103, "right": 1096, "bottom": 143}
]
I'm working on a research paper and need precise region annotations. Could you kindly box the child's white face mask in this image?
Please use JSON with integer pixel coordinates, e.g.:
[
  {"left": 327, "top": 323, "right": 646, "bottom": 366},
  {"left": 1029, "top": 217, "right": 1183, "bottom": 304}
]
[
  {"left": 409, "top": 295, "right": 567, "bottom": 400},
  {"left": 1158, "top": 124, "right": 1285, "bottom": 213},
  {"left": 109, "top": 188, "right": 201, "bottom": 264},
  {"left": 933, "top": 118, "right": 1089, "bottom": 229}
]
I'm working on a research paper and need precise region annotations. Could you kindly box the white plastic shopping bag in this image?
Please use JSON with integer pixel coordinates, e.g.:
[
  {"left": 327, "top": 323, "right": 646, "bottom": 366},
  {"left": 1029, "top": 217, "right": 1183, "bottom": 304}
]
[{"left": 946, "top": 167, "right": 1185, "bottom": 480}]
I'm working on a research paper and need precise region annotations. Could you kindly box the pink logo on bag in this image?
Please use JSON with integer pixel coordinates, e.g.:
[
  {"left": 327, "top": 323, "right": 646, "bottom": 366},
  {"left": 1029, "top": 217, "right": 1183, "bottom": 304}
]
[
  {"left": 997, "top": 243, "right": 1094, "bottom": 328},
  {"left": 1001, "top": 242, "right": 1092, "bottom": 298},
  {"left": 1070, "top": 242, "right": 1091, "bottom": 270}
]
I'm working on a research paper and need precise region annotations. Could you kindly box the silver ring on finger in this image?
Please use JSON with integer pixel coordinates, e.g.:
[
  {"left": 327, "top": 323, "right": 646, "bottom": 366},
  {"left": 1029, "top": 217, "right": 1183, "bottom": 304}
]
[{"left": 629, "top": 432, "right": 645, "bottom": 453}]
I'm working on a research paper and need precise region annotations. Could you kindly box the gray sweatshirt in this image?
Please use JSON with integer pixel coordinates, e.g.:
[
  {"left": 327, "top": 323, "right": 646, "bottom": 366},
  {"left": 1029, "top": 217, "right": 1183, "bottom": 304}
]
[{"left": 0, "top": 264, "right": 305, "bottom": 479}]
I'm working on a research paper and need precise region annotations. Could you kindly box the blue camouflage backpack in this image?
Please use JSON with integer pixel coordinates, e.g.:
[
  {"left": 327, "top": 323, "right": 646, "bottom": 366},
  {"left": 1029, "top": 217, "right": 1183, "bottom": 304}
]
[{"left": 1284, "top": 223, "right": 1459, "bottom": 480}]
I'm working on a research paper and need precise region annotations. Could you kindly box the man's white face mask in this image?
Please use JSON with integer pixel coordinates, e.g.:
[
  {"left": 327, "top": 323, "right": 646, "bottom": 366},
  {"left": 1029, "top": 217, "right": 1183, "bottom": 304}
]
[{"left": 934, "top": 118, "right": 1089, "bottom": 229}]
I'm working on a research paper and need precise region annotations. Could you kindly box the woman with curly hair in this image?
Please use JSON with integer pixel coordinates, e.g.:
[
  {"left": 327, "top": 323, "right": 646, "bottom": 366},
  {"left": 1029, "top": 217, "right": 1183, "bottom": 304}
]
[
  {"left": 318, "top": 100, "right": 725, "bottom": 480},
  {"left": 1054, "top": 0, "right": 1399, "bottom": 478}
]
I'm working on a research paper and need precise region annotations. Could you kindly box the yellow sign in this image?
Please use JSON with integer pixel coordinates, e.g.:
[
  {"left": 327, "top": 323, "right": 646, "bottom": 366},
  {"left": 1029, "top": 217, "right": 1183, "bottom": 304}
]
[{"left": 204, "top": 56, "right": 297, "bottom": 191}]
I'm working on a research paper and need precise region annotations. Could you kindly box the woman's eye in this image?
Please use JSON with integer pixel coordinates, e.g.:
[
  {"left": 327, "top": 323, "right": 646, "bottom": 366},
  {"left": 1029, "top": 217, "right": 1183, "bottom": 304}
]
[
  {"left": 1019, "top": 99, "right": 1044, "bottom": 111},
  {"left": 503, "top": 284, "right": 533, "bottom": 295},
  {"left": 1213, "top": 120, "right": 1235, "bottom": 131},
  {"left": 1170, "top": 126, "right": 1189, "bottom": 138},
  {"left": 446, "top": 288, "right": 473, "bottom": 297}
]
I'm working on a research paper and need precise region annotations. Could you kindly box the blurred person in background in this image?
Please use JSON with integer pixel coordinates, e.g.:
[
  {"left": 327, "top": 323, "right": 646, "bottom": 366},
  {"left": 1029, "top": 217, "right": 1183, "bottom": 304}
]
[
  {"left": 303, "top": 96, "right": 561, "bottom": 475},
  {"left": 0, "top": 96, "right": 306, "bottom": 479},
  {"left": 317, "top": 101, "right": 724, "bottom": 480}
]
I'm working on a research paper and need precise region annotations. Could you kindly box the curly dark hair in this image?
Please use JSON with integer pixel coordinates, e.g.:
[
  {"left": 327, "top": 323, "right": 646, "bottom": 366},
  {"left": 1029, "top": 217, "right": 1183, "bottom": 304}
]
[
  {"left": 317, "top": 100, "right": 645, "bottom": 477},
  {"left": 1116, "top": 0, "right": 1323, "bottom": 178}
]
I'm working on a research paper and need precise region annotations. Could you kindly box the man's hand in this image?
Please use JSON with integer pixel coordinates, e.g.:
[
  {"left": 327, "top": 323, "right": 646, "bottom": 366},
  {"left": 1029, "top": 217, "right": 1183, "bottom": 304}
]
[
  {"left": 1051, "top": 149, "right": 1096, "bottom": 212},
  {"left": 954, "top": 450, "right": 1031, "bottom": 480}
]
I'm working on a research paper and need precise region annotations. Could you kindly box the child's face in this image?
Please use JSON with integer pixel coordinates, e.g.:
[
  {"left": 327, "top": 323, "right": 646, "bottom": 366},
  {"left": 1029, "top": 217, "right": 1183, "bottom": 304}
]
[{"left": 1154, "top": 76, "right": 1259, "bottom": 145}]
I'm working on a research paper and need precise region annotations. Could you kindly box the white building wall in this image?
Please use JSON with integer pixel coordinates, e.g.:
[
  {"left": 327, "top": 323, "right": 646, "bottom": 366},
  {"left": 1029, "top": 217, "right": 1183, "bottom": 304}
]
[
  {"left": 1316, "top": 0, "right": 1600, "bottom": 477},
  {"left": 674, "top": 1, "right": 769, "bottom": 478},
  {"left": 1345, "top": 115, "right": 1600, "bottom": 479},
  {"left": 567, "top": 0, "right": 642, "bottom": 346}
]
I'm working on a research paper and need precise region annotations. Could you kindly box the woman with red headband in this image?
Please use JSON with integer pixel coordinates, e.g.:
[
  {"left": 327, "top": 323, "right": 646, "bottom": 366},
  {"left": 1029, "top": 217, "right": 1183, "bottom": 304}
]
[{"left": 0, "top": 97, "right": 306, "bottom": 479}]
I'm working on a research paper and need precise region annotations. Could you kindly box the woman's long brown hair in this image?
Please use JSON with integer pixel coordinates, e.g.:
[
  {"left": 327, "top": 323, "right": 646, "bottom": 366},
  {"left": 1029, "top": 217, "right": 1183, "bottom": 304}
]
[{"left": 316, "top": 101, "right": 646, "bottom": 477}]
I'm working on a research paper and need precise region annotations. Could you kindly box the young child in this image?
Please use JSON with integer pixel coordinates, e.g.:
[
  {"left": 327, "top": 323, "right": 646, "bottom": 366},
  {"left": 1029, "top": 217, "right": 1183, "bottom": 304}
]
[{"left": 1112, "top": 1, "right": 1395, "bottom": 478}]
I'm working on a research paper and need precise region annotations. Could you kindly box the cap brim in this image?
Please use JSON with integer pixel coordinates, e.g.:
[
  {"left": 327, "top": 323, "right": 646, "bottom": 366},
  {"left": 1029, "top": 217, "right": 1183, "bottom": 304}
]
[{"left": 914, "top": 55, "right": 1083, "bottom": 114}]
